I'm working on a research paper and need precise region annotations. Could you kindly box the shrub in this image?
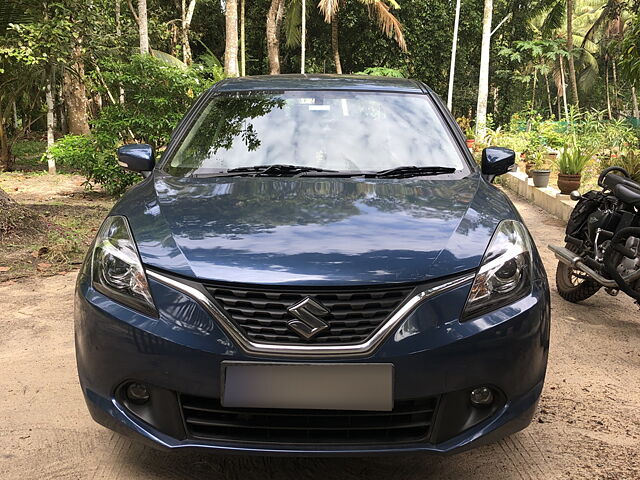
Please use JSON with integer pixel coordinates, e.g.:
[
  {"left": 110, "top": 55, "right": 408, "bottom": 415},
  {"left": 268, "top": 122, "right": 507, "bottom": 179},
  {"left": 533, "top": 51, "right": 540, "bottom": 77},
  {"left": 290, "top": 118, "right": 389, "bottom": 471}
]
[
  {"left": 48, "top": 135, "right": 139, "bottom": 195},
  {"left": 95, "top": 55, "right": 217, "bottom": 150},
  {"left": 48, "top": 55, "right": 222, "bottom": 195},
  {"left": 355, "top": 67, "right": 406, "bottom": 77}
]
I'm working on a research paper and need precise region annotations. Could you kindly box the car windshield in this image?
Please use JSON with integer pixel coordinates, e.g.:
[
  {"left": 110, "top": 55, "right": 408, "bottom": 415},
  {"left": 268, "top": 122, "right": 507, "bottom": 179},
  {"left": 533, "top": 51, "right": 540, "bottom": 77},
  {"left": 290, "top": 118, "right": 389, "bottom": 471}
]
[{"left": 163, "top": 90, "right": 467, "bottom": 177}]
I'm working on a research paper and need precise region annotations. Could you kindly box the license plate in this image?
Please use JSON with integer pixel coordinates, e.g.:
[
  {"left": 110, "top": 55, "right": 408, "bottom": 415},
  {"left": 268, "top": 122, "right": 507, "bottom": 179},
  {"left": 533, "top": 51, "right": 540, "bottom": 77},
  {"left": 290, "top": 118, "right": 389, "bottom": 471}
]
[{"left": 221, "top": 362, "right": 394, "bottom": 411}]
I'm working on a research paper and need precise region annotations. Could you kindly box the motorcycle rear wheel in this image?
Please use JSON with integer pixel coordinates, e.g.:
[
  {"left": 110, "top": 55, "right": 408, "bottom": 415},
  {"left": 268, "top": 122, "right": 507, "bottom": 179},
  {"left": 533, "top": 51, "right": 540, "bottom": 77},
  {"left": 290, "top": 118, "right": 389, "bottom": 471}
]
[{"left": 556, "top": 244, "right": 602, "bottom": 303}]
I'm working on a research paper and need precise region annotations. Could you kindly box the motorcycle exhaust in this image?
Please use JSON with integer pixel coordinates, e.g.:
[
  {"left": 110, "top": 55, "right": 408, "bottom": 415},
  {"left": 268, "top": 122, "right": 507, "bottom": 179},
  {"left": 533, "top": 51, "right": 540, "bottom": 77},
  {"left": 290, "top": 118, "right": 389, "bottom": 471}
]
[{"left": 548, "top": 244, "right": 640, "bottom": 288}]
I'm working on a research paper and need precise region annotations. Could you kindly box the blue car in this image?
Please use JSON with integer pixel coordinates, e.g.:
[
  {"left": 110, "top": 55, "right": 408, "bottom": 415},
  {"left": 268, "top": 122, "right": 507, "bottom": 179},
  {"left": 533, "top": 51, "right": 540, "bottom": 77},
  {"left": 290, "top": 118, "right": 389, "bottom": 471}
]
[{"left": 75, "top": 75, "right": 550, "bottom": 455}]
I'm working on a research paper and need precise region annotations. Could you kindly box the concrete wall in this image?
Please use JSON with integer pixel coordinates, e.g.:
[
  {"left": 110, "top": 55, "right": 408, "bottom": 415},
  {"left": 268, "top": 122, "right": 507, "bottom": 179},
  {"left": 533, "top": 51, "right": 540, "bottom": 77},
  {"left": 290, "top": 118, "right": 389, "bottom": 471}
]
[{"left": 501, "top": 170, "right": 576, "bottom": 223}]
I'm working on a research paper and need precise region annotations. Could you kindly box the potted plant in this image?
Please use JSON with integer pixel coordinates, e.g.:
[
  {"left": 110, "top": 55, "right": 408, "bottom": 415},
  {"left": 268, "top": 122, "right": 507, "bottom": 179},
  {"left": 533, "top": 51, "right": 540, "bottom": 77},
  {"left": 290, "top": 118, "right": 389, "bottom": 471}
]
[
  {"left": 555, "top": 145, "right": 594, "bottom": 194},
  {"left": 465, "top": 127, "right": 475, "bottom": 150},
  {"left": 531, "top": 155, "right": 551, "bottom": 188},
  {"left": 523, "top": 152, "right": 537, "bottom": 177}
]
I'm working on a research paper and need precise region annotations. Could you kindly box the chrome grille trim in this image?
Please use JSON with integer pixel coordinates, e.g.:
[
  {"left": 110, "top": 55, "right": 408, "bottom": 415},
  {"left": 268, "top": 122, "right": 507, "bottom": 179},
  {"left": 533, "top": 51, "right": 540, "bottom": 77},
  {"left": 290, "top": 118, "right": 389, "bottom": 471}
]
[
  {"left": 146, "top": 270, "right": 475, "bottom": 358},
  {"left": 204, "top": 283, "right": 415, "bottom": 345}
]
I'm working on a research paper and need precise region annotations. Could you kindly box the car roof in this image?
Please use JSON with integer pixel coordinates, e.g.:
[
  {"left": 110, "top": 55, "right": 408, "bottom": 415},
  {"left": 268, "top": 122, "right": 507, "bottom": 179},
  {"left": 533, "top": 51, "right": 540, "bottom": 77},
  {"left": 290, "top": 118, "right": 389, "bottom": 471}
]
[{"left": 214, "top": 74, "right": 425, "bottom": 94}]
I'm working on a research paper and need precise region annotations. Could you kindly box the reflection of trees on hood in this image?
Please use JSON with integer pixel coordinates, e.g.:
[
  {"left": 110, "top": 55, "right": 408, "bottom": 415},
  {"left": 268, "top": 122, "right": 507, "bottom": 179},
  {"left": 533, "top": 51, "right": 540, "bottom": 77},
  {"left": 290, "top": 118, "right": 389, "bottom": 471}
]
[
  {"left": 360, "top": 180, "right": 475, "bottom": 221},
  {"left": 167, "top": 94, "right": 285, "bottom": 176},
  {"left": 155, "top": 177, "right": 479, "bottom": 238}
]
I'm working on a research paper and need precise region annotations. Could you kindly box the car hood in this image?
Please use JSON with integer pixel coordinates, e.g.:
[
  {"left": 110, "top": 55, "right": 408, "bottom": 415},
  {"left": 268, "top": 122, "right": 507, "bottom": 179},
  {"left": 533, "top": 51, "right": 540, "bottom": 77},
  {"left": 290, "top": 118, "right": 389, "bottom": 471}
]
[{"left": 114, "top": 173, "right": 518, "bottom": 285}]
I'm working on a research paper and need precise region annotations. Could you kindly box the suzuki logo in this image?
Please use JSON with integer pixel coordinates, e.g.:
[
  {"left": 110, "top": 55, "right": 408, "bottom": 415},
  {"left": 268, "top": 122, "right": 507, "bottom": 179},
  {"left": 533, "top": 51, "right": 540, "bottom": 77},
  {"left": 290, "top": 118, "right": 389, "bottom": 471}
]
[{"left": 286, "top": 297, "right": 330, "bottom": 340}]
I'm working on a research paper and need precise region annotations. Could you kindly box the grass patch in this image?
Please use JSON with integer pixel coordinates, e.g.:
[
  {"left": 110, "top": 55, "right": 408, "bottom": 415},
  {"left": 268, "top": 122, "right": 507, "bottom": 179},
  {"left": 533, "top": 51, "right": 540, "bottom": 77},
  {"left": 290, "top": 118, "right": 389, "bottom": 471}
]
[{"left": 13, "top": 139, "right": 47, "bottom": 160}]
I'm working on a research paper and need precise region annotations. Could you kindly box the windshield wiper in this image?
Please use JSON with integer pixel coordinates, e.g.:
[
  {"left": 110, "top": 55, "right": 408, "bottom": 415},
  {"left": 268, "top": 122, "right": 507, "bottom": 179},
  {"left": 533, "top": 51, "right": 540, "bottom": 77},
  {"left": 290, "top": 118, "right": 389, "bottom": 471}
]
[
  {"left": 191, "top": 164, "right": 338, "bottom": 178},
  {"left": 369, "top": 166, "right": 457, "bottom": 179},
  {"left": 229, "top": 164, "right": 338, "bottom": 176}
]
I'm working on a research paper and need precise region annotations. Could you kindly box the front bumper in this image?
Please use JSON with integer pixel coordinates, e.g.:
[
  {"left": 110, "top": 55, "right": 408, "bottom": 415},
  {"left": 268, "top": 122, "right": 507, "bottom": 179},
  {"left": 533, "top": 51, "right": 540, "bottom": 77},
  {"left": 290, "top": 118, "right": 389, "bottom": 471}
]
[{"left": 75, "top": 268, "right": 550, "bottom": 455}]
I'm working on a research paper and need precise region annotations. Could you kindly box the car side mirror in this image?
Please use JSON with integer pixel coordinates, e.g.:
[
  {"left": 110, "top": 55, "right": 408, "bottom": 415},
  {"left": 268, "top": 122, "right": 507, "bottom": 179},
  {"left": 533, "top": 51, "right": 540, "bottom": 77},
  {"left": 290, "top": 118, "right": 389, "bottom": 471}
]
[
  {"left": 481, "top": 147, "right": 515, "bottom": 182},
  {"left": 117, "top": 144, "right": 155, "bottom": 175}
]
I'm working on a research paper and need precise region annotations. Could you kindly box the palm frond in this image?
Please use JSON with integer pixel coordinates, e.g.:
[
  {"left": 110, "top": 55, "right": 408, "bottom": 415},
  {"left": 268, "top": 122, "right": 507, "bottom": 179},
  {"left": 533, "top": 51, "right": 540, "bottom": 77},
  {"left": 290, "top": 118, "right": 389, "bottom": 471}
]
[
  {"left": 317, "top": 0, "right": 339, "bottom": 23},
  {"left": 581, "top": 0, "right": 623, "bottom": 46},
  {"left": 195, "top": 39, "right": 222, "bottom": 67},
  {"left": 150, "top": 49, "right": 188, "bottom": 69},
  {"left": 369, "top": 1, "right": 407, "bottom": 52},
  {"left": 285, "top": 0, "right": 302, "bottom": 47},
  {"left": 576, "top": 48, "right": 599, "bottom": 93},
  {"left": 541, "top": 0, "right": 565, "bottom": 36}
]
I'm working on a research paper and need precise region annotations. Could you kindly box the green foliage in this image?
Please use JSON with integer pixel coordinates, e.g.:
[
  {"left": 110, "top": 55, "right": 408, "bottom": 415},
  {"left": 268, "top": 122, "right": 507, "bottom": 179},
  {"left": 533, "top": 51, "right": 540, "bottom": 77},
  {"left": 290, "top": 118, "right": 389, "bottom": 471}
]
[
  {"left": 619, "top": 15, "right": 640, "bottom": 87},
  {"left": 12, "top": 139, "right": 45, "bottom": 160},
  {"left": 355, "top": 67, "right": 405, "bottom": 77},
  {"left": 48, "top": 135, "right": 138, "bottom": 195},
  {"left": 555, "top": 145, "right": 594, "bottom": 175},
  {"left": 94, "top": 55, "right": 217, "bottom": 149},
  {"left": 47, "top": 55, "right": 220, "bottom": 194},
  {"left": 601, "top": 150, "right": 640, "bottom": 183}
]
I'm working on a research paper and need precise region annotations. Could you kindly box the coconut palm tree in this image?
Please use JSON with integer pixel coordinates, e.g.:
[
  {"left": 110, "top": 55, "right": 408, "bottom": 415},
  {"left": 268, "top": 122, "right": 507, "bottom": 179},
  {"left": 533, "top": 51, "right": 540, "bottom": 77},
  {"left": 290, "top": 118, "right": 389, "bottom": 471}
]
[
  {"left": 225, "top": 0, "right": 239, "bottom": 76},
  {"left": 317, "top": 0, "right": 406, "bottom": 73},
  {"left": 276, "top": 0, "right": 406, "bottom": 75},
  {"left": 266, "top": 0, "right": 285, "bottom": 74}
]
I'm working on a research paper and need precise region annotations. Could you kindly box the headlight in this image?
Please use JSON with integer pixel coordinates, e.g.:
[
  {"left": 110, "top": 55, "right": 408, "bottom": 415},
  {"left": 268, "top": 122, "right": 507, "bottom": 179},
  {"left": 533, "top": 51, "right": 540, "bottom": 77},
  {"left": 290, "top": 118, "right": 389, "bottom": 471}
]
[
  {"left": 91, "top": 215, "right": 156, "bottom": 316},
  {"left": 461, "top": 220, "right": 533, "bottom": 320}
]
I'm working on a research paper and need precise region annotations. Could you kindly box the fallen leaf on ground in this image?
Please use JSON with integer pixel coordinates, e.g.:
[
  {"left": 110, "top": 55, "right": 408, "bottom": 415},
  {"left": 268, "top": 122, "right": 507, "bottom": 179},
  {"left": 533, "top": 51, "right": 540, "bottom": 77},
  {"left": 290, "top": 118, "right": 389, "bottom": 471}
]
[
  {"left": 37, "top": 263, "right": 52, "bottom": 270},
  {"left": 0, "top": 266, "right": 11, "bottom": 272}
]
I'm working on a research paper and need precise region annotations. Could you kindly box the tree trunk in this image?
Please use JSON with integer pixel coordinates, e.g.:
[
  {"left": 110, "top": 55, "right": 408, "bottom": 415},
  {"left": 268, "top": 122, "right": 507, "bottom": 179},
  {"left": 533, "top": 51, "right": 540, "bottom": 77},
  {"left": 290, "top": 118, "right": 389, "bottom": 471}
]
[
  {"left": 331, "top": 15, "right": 342, "bottom": 74},
  {"left": 559, "top": 56, "right": 569, "bottom": 122},
  {"left": 225, "top": 0, "right": 239, "bottom": 76},
  {"left": 12, "top": 102, "right": 18, "bottom": 129},
  {"left": 531, "top": 70, "right": 537, "bottom": 111},
  {"left": 46, "top": 70, "right": 56, "bottom": 174},
  {"left": 632, "top": 86, "right": 639, "bottom": 118},
  {"left": 63, "top": 43, "right": 90, "bottom": 136},
  {"left": 611, "top": 59, "right": 618, "bottom": 115},
  {"left": 301, "top": 0, "right": 306, "bottom": 73},
  {"left": 447, "top": 0, "right": 462, "bottom": 110},
  {"left": 116, "top": 0, "right": 125, "bottom": 103},
  {"left": 566, "top": 0, "right": 579, "bottom": 106},
  {"left": 475, "top": 0, "right": 493, "bottom": 139},
  {"left": 181, "top": 0, "right": 197, "bottom": 65},
  {"left": 240, "top": 0, "right": 246, "bottom": 75},
  {"left": 138, "top": 0, "right": 150, "bottom": 54},
  {"left": 544, "top": 73, "right": 553, "bottom": 117},
  {"left": 0, "top": 119, "right": 12, "bottom": 172},
  {"left": 57, "top": 79, "right": 67, "bottom": 134},
  {"left": 266, "top": 0, "right": 283, "bottom": 74},
  {"left": 605, "top": 62, "right": 612, "bottom": 120}
]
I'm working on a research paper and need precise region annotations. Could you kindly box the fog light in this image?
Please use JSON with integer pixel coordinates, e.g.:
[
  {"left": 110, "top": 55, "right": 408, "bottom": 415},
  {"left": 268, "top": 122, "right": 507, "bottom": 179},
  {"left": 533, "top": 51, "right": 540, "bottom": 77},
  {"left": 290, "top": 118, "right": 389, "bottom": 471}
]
[
  {"left": 126, "top": 382, "right": 150, "bottom": 404},
  {"left": 470, "top": 386, "right": 494, "bottom": 407}
]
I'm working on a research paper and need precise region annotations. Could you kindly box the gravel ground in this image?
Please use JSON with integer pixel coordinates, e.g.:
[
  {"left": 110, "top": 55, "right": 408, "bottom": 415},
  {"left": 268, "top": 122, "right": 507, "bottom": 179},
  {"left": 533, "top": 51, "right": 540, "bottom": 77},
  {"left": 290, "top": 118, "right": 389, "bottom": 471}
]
[{"left": 0, "top": 189, "right": 639, "bottom": 480}]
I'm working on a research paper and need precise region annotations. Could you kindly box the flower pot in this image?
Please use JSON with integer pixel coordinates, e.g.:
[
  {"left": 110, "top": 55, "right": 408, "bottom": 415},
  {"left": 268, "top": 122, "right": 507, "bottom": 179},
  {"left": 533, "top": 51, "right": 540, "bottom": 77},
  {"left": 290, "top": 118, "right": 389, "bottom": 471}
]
[
  {"left": 531, "top": 169, "right": 551, "bottom": 188},
  {"left": 557, "top": 173, "right": 581, "bottom": 194},
  {"left": 524, "top": 161, "right": 535, "bottom": 178},
  {"left": 466, "top": 139, "right": 475, "bottom": 150}
]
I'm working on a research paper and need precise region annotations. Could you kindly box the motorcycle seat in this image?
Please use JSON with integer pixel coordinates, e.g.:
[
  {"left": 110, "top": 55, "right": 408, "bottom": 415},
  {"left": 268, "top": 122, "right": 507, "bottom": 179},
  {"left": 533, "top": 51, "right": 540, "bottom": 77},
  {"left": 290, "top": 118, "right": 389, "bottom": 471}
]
[
  {"left": 613, "top": 183, "right": 640, "bottom": 207},
  {"left": 603, "top": 173, "right": 640, "bottom": 198}
]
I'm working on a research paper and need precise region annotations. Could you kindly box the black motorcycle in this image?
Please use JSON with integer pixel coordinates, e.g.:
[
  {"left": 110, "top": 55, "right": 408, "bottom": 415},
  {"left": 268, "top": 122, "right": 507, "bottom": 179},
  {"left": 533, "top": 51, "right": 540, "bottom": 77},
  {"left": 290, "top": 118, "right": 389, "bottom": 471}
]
[{"left": 549, "top": 167, "right": 640, "bottom": 306}]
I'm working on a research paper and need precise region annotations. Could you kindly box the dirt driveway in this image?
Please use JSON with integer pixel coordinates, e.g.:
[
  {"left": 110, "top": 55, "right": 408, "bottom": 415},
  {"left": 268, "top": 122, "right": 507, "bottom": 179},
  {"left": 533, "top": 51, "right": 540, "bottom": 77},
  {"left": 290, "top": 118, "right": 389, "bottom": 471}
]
[{"left": 1, "top": 190, "right": 639, "bottom": 480}]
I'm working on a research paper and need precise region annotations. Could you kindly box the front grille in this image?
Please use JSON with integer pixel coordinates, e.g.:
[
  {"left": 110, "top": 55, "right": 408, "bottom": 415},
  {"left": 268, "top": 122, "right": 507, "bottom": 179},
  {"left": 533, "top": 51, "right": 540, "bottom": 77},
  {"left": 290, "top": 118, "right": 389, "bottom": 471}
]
[
  {"left": 180, "top": 395, "right": 437, "bottom": 445},
  {"left": 204, "top": 283, "right": 415, "bottom": 344}
]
